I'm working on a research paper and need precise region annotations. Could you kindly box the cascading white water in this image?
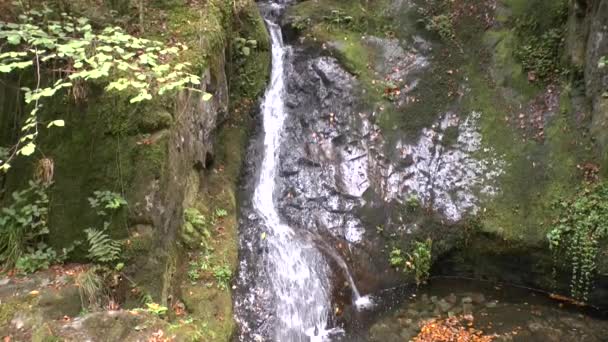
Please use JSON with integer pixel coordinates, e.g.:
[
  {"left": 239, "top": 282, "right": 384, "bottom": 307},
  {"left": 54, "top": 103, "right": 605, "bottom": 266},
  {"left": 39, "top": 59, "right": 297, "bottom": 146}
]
[{"left": 253, "top": 9, "right": 336, "bottom": 341}]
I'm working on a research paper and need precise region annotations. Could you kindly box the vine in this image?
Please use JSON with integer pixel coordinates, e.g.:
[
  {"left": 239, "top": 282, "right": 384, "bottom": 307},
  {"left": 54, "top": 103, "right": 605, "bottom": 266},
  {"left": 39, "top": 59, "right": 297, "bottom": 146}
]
[
  {"left": 547, "top": 183, "right": 608, "bottom": 301},
  {"left": 0, "top": 7, "right": 210, "bottom": 172}
]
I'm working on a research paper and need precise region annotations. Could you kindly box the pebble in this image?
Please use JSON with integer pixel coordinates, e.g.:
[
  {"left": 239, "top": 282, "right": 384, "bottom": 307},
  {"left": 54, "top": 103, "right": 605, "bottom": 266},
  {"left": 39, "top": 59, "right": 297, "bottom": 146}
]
[
  {"left": 406, "top": 309, "right": 419, "bottom": 317},
  {"left": 445, "top": 293, "right": 458, "bottom": 304},
  {"left": 437, "top": 299, "right": 453, "bottom": 313},
  {"left": 471, "top": 293, "right": 486, "bottom": 304},
  {"left": 485, "top": 300, "right": 499, "bottom": 308}
]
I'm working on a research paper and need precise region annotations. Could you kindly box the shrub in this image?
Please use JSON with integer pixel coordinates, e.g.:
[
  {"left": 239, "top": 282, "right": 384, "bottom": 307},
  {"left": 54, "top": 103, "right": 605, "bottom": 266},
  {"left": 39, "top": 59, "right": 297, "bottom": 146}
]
[
  {"left": 213, "top": 264, "right": 232, "bottom": 290},
  {"left": 0, "top": 181, "right": 49, "bottom": 268},
  {"left": 405, "top": 239, "right": 433, "bottom": 286},
  {"left": 547, "top": 183, "right": 608, "bottom": 301},
  {"left": 426, "top": 15, "right": 455, "bottom": 41},
  {"left": 389, "top": 239, "right": 433, "bottom": 286}
]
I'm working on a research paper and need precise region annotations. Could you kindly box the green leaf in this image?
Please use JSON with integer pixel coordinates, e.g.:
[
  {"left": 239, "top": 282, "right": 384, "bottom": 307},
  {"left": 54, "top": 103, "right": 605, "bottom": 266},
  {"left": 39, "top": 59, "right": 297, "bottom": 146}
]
[
  {"left": 7, "top": 33, "right": 21, "bottom": 45},
  {"left": 202, "top": 93, "right": 213, "bottom": 101},
  {"left": 130, "top": 91, "right": 152, "bottom": 103},
  {"left": 47, "top": 120, "right": 65, "bottom": 128},
  {"left": 19, "top": 143, "right": 36, "bottom": 156}
]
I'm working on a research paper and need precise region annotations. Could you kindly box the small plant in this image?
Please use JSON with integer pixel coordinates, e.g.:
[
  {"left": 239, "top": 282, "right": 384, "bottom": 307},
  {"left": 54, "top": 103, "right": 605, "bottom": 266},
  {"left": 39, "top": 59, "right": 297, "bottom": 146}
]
[
  {"left": 182, "top": 208, "right": 212, "bottom": 249},
  {"left": 214, "top": 208, "right": 228, "bottom": 219},
  {"left": 389, "top": 239, "right": 433, "bottom": 286},
  {"left": 88, "top": 191, "right": 127, "bottom": 216},
  {"left": 381, "top": 80, "right": 401, "bottom": 102},
  {"left": 389, "top": 247, "right": 405, "bottom": 268},
  {"left": 291, "top": 17, "right": 312, "bottom": 31},
  {"left": 75, "top": 266, "right": 106, "bottom": 310},
  {"left": 185, "top": 208, "right": 207, "bottom": 227},
  {"left": 514, "top": 28, "right": 564, "bottom": 80},
  {"left": 83, "top": 190, "right": 125, "bottom": 264},
  {"left": 405, "top": 239, "right": 433, "bottom": 285},
  {"left": 512, "top": 2, "right": 568, "bottom": 81},
  {"left": 233, "top": 37, "right": 258, "bottom": 58},
  {"left": 145, "top": 302, "right": 169, "bottom": 316},
  {"left": 547, "top": 183, "right": 608, "bottom": 301},
  {"left": 15, "top": 242, "right": 73, "bottom": 274},
  {"left": 0, "top": 181, "right": 50, "bottom": 268},
  {"left": 213, "top": 264, "right": 232, "bottom": 290},
  {"left": 187, "top": 265, "right": 201, "bottom": 282},
  {"left": 406, "top": 195, "right": 421, "bottom": 210},
  {"left": 84, "top": 227, "right": 122, "bottom": 263},
  {"left": 323, "top": 9, "right": 353, "bottom": 29},
  {"left": 426, "top": 15, "right": 455, "bottom": 41}
]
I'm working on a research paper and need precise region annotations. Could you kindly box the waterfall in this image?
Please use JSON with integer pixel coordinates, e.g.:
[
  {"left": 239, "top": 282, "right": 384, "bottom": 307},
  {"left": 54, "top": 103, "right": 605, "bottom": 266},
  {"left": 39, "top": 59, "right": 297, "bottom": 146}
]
[{"left": 252, "top": 5, "right": 335, "bottom": 341}]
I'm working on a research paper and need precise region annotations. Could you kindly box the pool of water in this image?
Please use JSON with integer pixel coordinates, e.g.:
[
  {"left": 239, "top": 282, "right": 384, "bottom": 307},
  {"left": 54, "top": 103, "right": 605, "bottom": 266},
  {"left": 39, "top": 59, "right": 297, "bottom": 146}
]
[{"left": 335, "top": 278, "right": 608, "bottom": 341}]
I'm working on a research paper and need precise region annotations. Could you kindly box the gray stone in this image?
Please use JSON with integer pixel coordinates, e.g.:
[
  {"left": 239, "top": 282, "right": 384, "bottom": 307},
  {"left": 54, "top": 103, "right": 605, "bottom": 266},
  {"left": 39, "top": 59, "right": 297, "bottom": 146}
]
[
  {"left": 445, "top": 293, "right": 458, "bottom": 304},
  {"left": 437, "top": 299, "right": 453, "bottom": 313},
  {"left": 471, "top": 293, "right": 486, "bottom": 304},
  {"left": 406, "top": 309, "right": 419, "bottom": 317},
  {"left": 485, "top": 300, "right": 499, "bottom": 308}
]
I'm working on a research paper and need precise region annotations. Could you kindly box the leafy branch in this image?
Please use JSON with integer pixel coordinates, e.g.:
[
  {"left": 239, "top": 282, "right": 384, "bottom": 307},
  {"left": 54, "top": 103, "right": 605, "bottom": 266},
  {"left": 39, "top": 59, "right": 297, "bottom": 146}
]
[{"left": 0, "top": 8, "right": 212, "bottom": 172}]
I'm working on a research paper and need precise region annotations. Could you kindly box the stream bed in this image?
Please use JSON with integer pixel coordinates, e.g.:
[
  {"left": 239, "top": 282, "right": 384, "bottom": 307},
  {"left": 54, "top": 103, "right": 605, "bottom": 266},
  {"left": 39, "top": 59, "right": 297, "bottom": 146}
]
[{"left": 343, "top": 278, "right": 608, "bottom": 341}]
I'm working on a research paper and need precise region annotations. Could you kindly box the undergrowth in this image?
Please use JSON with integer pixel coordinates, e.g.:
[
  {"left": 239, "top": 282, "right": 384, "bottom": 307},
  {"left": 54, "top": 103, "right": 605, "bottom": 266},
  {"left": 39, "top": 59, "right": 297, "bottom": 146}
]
[
  {"left": 511, "top": 0, "right": 569, "bottom": 81},
  {"left": 547, "top": 182, "right": 608, "bottom": 301}
]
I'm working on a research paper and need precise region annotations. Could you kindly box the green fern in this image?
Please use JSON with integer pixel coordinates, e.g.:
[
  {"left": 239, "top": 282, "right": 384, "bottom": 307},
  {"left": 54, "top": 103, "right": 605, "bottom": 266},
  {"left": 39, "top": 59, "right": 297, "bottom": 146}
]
[{"left": 84, "top": 228, "right": 121, "bottom": 263}]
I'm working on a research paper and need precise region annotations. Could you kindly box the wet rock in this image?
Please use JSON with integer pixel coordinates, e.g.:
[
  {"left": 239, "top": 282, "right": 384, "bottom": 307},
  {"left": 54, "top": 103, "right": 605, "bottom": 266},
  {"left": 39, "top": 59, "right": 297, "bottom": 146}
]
[
  {"left": 38, "top": 286, "right": 82, "bottom": 320},
  {"left": 445, "top": 293, "right": 458, "bottom": 304},
  {"left": 437, "top": 299, "right": 453, "bottom": 313},
  {"left": 462, "top": 302, "right": 474, "bottom": 315},
  {"left": 528, "top": 321, "right": 563, "bottom": 342},
  {"left": 406, "top": 309, "right": 419, "bottom": 317},
  {"left": 471, "top": 293, "right": 486, "bottom": 305},
  {"left": 421, "top": 294, "right": 430, "bottom": 304},
  {"left": 485, "top": 300, "right": 499, "bottom": 308}
]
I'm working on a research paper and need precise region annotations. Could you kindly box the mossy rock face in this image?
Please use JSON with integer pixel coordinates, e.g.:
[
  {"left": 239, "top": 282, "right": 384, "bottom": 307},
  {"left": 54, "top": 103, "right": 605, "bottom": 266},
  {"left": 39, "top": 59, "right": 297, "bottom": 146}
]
[
  {"left": 273, "top": 0, "right": 608, "bottom": 306},
  {"left": 1, "top": 0, "right": 268, "bottom": 340}
]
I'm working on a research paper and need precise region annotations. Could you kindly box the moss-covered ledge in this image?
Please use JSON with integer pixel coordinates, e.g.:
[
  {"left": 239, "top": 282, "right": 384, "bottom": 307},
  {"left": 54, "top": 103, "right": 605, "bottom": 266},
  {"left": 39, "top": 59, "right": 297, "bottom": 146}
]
[{"left": 0, "top": 0, "right": 270, "bottom": 340}]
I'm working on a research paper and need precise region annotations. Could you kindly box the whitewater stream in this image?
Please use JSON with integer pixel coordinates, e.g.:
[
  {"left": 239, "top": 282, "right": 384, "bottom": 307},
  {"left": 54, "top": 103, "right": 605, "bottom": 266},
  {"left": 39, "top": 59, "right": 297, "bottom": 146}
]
[{"left": 234, "top": 1, "right": 360, "bottom": 340}]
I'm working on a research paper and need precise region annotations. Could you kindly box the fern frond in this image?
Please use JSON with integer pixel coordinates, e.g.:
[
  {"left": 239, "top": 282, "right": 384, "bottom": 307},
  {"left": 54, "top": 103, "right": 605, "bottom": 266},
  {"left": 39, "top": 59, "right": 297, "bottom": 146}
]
[{"left": 84, "top": 228, "right": 121, "bottom": 263}]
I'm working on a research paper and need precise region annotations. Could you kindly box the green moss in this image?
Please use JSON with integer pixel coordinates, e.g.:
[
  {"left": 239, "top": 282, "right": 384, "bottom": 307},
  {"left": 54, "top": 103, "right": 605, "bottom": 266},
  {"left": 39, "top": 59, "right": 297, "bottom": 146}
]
[
  {"left": 230, "top": 0, "right": 271, "bottom": 102},
  {"left": 463, "top": 62, "right": 593, "bottom": 243},
  {"left": 288, "top": 0, "right": 384, "bottom": 31},
  {"left": 483, "top": 30, "right": 540, "bottom": 101},
  {"left": 169, "top": 1, "right": 270, "bottom": 340},
  {"left": 0, "top": 296, "right": 37, "bottom": 329}
]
